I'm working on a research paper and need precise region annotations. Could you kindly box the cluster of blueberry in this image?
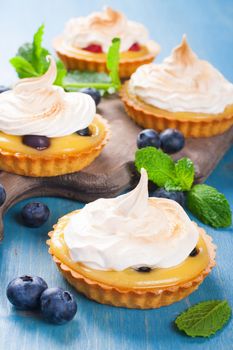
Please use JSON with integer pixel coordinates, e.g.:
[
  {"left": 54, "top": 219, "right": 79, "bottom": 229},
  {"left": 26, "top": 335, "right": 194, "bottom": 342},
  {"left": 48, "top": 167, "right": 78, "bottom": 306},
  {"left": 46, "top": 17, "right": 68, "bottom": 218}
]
[
  {"left": 5, "top": 199, "right": 76, "bottom": 325},
  {"left": 7, "top": 276, "right": 77, "bottom": 325},
  {"left": 137, "top": 128, "right": 185, "bottom": 154}
]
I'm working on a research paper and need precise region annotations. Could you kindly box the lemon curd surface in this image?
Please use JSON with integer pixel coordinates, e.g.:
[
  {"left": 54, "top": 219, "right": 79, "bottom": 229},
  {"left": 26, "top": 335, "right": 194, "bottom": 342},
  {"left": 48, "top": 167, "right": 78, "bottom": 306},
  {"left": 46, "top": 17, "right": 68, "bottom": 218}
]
[
  {"left": 49, "top": 210, "right": 210, "bottom": 290},
  {"left": 0, "top": 116, "right": 106, "bottom": 156}
]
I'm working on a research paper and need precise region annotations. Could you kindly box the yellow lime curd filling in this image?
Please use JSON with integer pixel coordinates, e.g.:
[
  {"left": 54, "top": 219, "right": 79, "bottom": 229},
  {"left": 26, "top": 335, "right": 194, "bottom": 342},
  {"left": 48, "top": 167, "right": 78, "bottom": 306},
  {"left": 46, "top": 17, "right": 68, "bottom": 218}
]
[
  {"left": 64, "top": 45, "right": 150, "bottom": 61},
  {"left": 124, "top": 82, "right": 233, "bottom": 121},
  {"left": 0, "top": 116, "right": 106, "bottom": 156},
  {"left": 50, "top": 212, "right": 210, "bottom": 290}
]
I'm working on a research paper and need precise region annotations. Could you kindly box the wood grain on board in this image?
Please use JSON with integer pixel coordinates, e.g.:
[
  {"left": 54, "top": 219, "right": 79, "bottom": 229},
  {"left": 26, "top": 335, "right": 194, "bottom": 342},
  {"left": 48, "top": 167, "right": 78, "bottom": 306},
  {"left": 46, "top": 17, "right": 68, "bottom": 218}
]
[{"left": 0, "top": 95, "right": 232, "bottom": 240}]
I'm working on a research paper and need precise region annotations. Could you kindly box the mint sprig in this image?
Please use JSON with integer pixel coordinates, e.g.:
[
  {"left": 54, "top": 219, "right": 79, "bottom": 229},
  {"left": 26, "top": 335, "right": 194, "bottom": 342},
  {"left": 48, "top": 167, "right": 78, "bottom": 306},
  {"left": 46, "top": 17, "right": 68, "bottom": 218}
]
[
  {"left": 175, "top": 300, "right": 231, "bottom": 337},
  {"left": 135, "top": 146, "right": 231, "bottom": 228},
  {"left": 135, "top": 147, "right": 194, "bottom": 191},
  {"left": 10, "top": 24, "right": 65, "bottom": 86},
  {"left": 187, "top": 184, "right": 232, "bottom": 228}
]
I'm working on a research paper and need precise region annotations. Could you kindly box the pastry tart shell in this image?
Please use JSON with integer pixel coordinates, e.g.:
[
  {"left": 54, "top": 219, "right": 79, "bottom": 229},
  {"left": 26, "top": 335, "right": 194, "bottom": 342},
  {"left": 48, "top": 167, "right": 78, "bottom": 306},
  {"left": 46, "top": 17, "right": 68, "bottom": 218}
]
[
  {"left": 121, "top": 81, "right": 233, "bottom": 137},
  {"left": 54, "top": 37, "right": 157, "bottom": 79},
  {"left": 47, "top": 225, "right": 216, "bottom": 309},
  {"left": 0, "top": 115, "right": 109, "bottom": 177}
]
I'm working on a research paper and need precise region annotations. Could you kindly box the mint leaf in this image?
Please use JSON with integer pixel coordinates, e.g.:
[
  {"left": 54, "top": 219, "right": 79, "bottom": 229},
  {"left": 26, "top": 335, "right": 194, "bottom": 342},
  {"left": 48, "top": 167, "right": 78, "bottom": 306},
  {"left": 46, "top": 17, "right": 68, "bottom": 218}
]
[
  {"left": 65, "top": 71, "right": 111, "bottom": 85},
  {"left": 164, "top": 178, "right": 183, "bottom": 192},
  {"left": 54, "top": 60, "right": 67, "bottom": 86},
  {"left": 17, "top": 43, "right": 33, "bottom": 64},
  {"left": 175, "top": 300, "right": 231, "bottom": 337},
  {"left": 106, "top": 37, "right": 121, "bottom": 89},
  {"left": 10, "top": 56, "right": 39, "bottom": 78},
  {"left": 63, "top": 70, "right": 112, "bottom": 92},
  {"left": 135, "top": 147, "right": 176, "bottom": 188},
  {"left": 32, "top": 24, "right": 45, "bottom": 73},
  {"left": 175, "top": 158, "right": 194, "bottom": 191},
  {"left": 187, "top": 184, "right": 232, "bottom": 228}
]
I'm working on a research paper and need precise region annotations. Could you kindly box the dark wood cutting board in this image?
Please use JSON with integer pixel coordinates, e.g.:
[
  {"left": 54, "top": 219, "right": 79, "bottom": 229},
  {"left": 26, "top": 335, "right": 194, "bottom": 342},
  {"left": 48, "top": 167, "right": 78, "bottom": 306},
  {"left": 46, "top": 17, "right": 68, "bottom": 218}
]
[{"left": 0, "top": 95, "right": 232, "bottom": 240}]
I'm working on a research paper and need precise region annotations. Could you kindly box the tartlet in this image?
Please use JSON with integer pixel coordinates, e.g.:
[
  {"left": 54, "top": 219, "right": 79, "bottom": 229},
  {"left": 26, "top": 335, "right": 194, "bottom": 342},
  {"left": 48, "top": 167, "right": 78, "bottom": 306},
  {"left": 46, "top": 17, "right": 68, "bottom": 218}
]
[
  {"left": 0, "top": 57, "right": 109, "bottom": 177},
  {"left": 121, "top": 35, "right": 233, "bottom": 137},
  {"left": 48, "top": 169, "right": 216, "bottom": 309},
  {"left": 54, "top": 7, "right": 160, "bottom": 79}
]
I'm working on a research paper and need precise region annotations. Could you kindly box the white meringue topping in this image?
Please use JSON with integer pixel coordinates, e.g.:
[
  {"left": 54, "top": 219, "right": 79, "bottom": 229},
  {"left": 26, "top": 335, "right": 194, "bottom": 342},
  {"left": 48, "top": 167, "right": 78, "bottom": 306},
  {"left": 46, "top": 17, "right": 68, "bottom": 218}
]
[
  {"left": 64, "top": 169, "right": 199, "bottom": 271},
  {"left": 63, "top": 7, "right": 158, "bottom": 53},
  {"left": 129, "top": 35, "right": 233, "bottom": 114},
  {"left": 0, "top": 56, "right": 96, "bottom": 137}
]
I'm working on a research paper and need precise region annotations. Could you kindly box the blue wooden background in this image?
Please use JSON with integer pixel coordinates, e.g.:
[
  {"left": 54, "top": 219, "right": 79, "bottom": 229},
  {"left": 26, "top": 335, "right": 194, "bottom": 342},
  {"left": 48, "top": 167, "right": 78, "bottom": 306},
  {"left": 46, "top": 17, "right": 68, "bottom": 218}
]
[{"left": 0, "top": 1, "right": 233, "bottom": 349}]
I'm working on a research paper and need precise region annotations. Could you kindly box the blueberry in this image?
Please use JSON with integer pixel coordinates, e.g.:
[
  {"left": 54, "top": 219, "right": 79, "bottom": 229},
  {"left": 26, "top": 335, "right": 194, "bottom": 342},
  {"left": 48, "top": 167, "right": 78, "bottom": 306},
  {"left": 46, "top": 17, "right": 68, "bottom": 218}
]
[
  {"left": 22, "top": 135, "right": 50, "bottom": 150},
  {"left": 0, "top": 184, "right": 6, "bottom": 206},
  {"left": 160, "top": 128, "right": 185, "bottom": 154},
  {"left": 40, "top": 288, "right": 77, "bottom": 325},
  {"left": 79, "top": 88, "right": 101, "bottom": 106},
  {"left": 76, "top": 127, "right": 91, "bottom": 136},
  {"left": 0, "top": 85, "right": 10, "bottom": 94},
  {"left": 152, "top": 188, "right": 186, "bottom": 207},
  {"left": 189, "top": 247, "right": 199, "bottom": 257},
  {"left": 6, "top": 275, "right": 48, "bottom": 310},
  {"left": 148, "top": 180, "right": 158, "bottom": 193},
  {"left": 136, "top": 266, "right": 152, "bottom": 272},
  {"left": 21, "top": 202, "right": 50, "bottom": 228},
  {"left": 137, "top": 129, "right": 161, "bottom": 149}
]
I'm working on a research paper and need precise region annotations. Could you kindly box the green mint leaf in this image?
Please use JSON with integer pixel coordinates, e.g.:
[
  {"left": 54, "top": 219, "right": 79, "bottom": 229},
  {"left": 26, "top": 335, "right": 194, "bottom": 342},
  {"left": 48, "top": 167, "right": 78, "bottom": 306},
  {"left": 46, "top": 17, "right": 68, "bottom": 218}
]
[
  {"left": 10, "top": 56, "right": 39, "bottom": 78},
  {"left": 164, "top": 179, "right": 183, "bottom": 192},
  {"left": 175, "top": 157, "right": 194, "bottom": 191},
  {"left": 32, "top": 24, "right": 45, "bottom": 73},
  {"left": 187, "top": 184, "right": 232, "bottom": 228},
  {"left": 175, "top": 300, "right": 231, "bottom": 337},
  {"left": 64, "top": 70, "right": 110, "bottom": 87},
  {"left": 135, "top": 147, "right": 176, "bottom": 188},
  {"left": 106, "top": 37, "right": 121, "bottom": 89},
  {"left": 54, "top": 60, "right": 67, "bottom": 86},
  {"left": 17, "top": 43, "right": 33, "bottom": 64},
  {"left": 63, "top": 70, "right": 113, "bottom": 92}
]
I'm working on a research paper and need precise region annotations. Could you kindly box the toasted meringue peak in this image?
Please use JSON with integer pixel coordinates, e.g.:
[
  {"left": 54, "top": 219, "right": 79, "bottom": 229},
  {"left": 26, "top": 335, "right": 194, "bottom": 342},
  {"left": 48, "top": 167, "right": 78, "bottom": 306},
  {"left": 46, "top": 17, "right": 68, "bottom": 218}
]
[
  {"left": 0, "top": 57, "right": 96, "bottom": 137},
  {"left": 89, "top": 7, "right": 123, "bottom": 30},
  {"left": 171, "top": 35, "right": 197, "bottom": 66}
]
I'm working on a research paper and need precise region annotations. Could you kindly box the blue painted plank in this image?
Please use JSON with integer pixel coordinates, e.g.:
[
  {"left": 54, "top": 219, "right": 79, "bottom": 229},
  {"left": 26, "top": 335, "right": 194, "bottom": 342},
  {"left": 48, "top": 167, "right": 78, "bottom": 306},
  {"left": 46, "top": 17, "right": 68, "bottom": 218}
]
[{"left": 0, "top": 1, "right": 233, "bottom": 349}]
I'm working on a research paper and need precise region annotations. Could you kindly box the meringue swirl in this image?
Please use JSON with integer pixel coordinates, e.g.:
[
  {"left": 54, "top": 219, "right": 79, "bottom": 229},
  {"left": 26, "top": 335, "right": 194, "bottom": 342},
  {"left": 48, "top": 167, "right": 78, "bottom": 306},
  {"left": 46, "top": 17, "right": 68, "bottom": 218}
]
[
  {"left": 63, "top": 7, "right": 156, "bottom": 53},
  {"left": 0, "top": 57, "right": 96, "bottom": 137},
  {"left": 64, "top": 169, "right": 199, "bottom": 271},
  {"left": 129, "top": 35, "right": 233, "bottom": 114}
]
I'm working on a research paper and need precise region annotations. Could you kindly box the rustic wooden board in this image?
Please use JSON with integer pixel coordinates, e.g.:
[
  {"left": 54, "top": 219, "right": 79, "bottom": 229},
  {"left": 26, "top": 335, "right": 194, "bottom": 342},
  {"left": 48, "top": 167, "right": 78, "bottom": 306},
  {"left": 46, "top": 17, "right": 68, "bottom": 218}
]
[{"left": 0, "top": 95, "right": 232, "bottom": 240}]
